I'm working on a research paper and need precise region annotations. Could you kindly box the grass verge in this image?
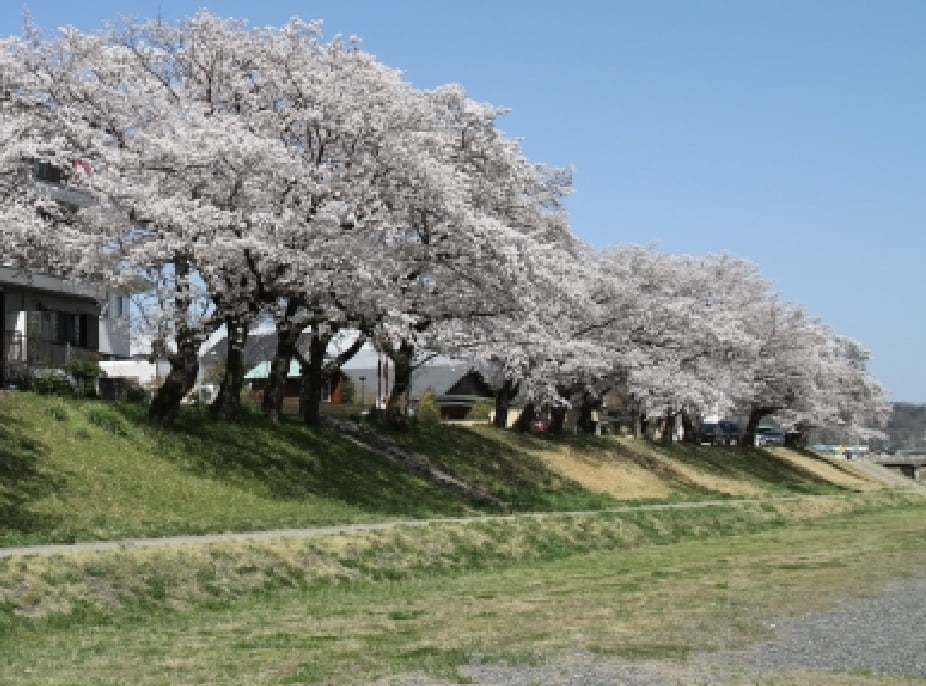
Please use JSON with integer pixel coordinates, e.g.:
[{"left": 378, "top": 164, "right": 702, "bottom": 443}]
[
  {"left": 1, "top": 392, "right": 880, "bottom": 546},
  {"left": 1, "top": 491, "right": 924, "bottom": 684}
]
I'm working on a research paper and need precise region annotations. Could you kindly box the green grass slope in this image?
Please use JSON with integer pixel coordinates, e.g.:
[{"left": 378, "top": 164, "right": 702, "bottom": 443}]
[
  {"left": 0, "top": 392, "right": 874, "bottom": 546},
  {"left": 0, "top": 393, "right": 482, "bottom": 546}
]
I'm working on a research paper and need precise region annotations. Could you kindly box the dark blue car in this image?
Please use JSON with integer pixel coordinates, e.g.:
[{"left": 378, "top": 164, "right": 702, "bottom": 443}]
[{"left": 698, "top": 421, "right": 741, "bottom": 446}]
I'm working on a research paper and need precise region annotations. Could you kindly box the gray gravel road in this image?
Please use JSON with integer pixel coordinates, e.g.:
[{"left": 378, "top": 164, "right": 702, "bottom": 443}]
[
  {"left": 383, "top": 577, "right": 926, "bottom": 685},
  {"left": 716, "top": 575, "right": 926, "bottom": 679}
]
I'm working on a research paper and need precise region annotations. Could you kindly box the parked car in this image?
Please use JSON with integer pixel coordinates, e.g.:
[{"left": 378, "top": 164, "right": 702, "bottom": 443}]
[
  {"left": 530, "top": 418, "right": 549, "bottom": 434},
  {"left": 755, "top": 428, "right": 786, "bottom": 446},
  {"left": 698, "top": 421, "right": 741, "bottom": 446}
]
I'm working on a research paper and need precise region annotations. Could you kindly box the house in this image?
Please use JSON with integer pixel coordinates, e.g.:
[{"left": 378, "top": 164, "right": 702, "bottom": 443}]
[
  {"left": 198, "top": 328, "right": 294, "bottom": 376},
  {"left": 0, "top": 267, "right": 131, "bottom": 388},
  {"left": 200, "top": 327, "right": 494, "bottom": 419},
  {"left": 243, "top": 359, "right": 347, "bottom": 412},
  {"left": 1, "top": 157, "right": 132, "bottom": 388},
  {"left": 415, "top": 367, "right": 494, "bottom": 420},
  {"left": 340, "top": 363, "right": 494, "bottom": 420}
]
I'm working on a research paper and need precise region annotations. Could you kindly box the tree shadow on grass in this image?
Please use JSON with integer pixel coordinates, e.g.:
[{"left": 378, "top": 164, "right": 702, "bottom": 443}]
[
  {"left": 106, "top": 402, "right": 617, "bottom": 516},
  {"left": 651, "top": 441, "right": 847, "bottom": 492},
  {"left": 0, "top": 404, "right": 63, "bottom": 537},
  {"left": 375, "top": 421, "right": 620, "bottom": 511},
  {"left": 108, "top": 403, "right": 483, "bottom": 518}
]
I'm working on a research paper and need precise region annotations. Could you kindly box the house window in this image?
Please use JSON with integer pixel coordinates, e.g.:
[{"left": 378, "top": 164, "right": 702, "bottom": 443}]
[
  {"left": 33, "top": 160, "right": 66, "bottom": 183},
  {"left": 56, "top": 312, "right": 80, "bottom": 346},
  {"left": 107, "top": 293, "right": 131, "bottom": 318}
]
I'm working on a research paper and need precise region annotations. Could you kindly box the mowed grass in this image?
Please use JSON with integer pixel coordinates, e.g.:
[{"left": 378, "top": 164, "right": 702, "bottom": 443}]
[
  {"left": 0, "top": 393, "right": 482, "bottom": 546},
  {"left": 390, "top": 421, "right": 873, "bottom": 503},
  {"left": 0, "top": 392, "right": 885, "bottom": 546},
  {"left": 1, "top": 494, "right": 925, "bottom": 685}
]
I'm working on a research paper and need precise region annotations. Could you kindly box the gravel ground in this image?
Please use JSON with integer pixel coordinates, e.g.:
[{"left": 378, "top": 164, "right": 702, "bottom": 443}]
[{"left": 382, "top": 577, "right": 926, "bottom": 685}]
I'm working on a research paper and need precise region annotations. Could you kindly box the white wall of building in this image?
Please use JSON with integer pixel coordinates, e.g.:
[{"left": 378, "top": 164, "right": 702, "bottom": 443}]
[{"left": 99, "top": 359, "right": 170, "bottom": 388}]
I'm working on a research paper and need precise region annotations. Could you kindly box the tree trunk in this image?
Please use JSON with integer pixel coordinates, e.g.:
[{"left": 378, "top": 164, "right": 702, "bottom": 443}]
[
  {"left": 513, "top": 402, "right": 536, "bottom": 433},
  {"left": 577, "top": 392, "right": 599, "bottom": 434},
  {"left": 549, "top": 406, "right": 568, "bottom": 435},
  {"left": 262, "top": 301, "right": 303, "bottom": 424},
  {"left": 786, "top": 422, "right": 808, "bottom": 448},
  {"left": 149, "top": 336, "right": 199, "bottom": 427},
  {"left": 493, "top": 379, "right": 518, "bottom": 428},
  {"left": 211, "top": 316, "right": 248, "bottom": 421},
  {"left": 638, "top": 412, "right": 649, "bottom": 440},
  {"left": 660, "top": 409, "right": 676, "bottom": 446},
  {"left": 320, "top": 333, "right": 367, "bottom": 403},
  {"left": 299, "top": 333, "right": 328, "bottom": 428},
  {"left": 0, "top": 291, "right": 6, "bottom": 389},
  {"left": 681, "top": 410, "right": 696, "bottom": 443},
  {"left": 548, "top": 386, "right": 572, "bottom": 435},
  {"left": 148, "top": 253, "right": 200, "bottom": 427},
  {"left": 384, "top": 340, "right": 413, "bottom": 429}
]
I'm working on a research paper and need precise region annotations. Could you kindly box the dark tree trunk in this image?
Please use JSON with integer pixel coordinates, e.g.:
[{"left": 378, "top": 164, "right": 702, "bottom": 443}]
[
  {"left": 549, "top": 406, "right": 568, "bottom": 435},
  {"left": 638, "top": 412, "right": 649, "bottom": 440},
  {"left": 745, "top": 406, "right": 778, "bottom": 447},
  {"left": 299, "top": 333, "right": 328, "bottom": 428},
  {"left": 786, "top": 422, "right": 808, "bottom": 448},
  {"left": 211, "top": 316, "right": 248, "bottom": 421},
  {"left": 549, "top": 386, "right": 573, "bottom": 436},
  {"left": 384, "top": 340, "right": 413, "bottom": 429},
  {"left": 577, "top": 392, "right": 600, "bottom": 434},
  {"left": 320, "top": 333, "right": 367, "bottom": 401},
  {"left": 513, "top": 402, "right": 536, "bottom": 433},
  {"left": 148, "top": 254, "right": 201, "bottom": 427},
  {"left": 262, "top": 301, "right": 303, "bottom": 424},
  {"left": 681, "top": 410, "right": 696, "bottom": 443},
  {"left": 149, "top": 336, "right": 199, "bottom": 427},
  {"left": 0, "top": 291, "right": 5, "bottom": 389},
  {"left": 660, "top": 410, "right": 676, "bottom": 446},
  {"left": 493, "top": 379, "right": 518, "bottom": 428}
]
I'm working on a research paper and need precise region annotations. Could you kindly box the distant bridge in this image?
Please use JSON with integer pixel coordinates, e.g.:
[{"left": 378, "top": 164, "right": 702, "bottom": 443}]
[{"left": 866, "top": 455, "right": 926, "bottom": 483}]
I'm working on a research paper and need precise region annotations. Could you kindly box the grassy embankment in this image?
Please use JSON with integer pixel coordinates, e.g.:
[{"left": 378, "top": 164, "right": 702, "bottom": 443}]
[
  {"left": 2, "top": 391, "right": 922, "bottom": 684},
  {"left": 0, "top": 391, "right": 875, "bottom": 546},
  {"left": 1, "top": 493, "right": 924, "bottom": 685}
]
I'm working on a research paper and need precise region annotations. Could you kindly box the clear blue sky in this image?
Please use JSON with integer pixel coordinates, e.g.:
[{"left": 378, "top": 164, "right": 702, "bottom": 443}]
[{"left": 4, "top": 1, "right": 924, "bottom": 402}]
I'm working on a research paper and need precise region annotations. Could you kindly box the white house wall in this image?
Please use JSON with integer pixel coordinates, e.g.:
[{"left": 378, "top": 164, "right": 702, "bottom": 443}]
[{"left": 98, "top": 317, "right": 131, "bottom": 358}]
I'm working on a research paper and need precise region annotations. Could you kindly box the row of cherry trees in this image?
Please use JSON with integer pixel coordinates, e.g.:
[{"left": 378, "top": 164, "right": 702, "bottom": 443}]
[{"left": 0, "top": 13, "right": 889, "bottom": 441}]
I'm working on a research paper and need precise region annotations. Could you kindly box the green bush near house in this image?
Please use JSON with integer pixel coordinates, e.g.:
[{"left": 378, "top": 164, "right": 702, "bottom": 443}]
[
  {"left": 339, "top": 374, "right": 357, "bottom": 404},
  {"left": 465, "top": 398, "right": 495, "bottom": 421},
  {"left": 415, "top": 388, "right": 442, "bottom": 424},
  {"left": 63, "top": 360, "right": 104, "bottom": 397}
]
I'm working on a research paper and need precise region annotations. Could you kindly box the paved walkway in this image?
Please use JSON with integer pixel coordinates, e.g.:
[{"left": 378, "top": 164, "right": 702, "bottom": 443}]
[{"left": 0, "top": 496, "right": 820, "bottom": 558}]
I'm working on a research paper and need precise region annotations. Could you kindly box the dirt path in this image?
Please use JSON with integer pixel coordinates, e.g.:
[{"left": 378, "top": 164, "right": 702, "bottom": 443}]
[{"left": 0, "top": 495, "right": 850, "bottom": 559}]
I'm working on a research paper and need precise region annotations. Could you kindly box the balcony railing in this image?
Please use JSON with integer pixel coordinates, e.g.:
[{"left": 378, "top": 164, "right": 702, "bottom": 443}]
[{"left": 3, "top": 330, "right": 98, "bottom": 369}]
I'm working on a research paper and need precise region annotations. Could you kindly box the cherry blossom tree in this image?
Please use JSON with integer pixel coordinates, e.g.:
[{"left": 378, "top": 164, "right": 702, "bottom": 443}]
[
  {"left": 733, "top": 303, "right": 890, "bottom": 446},
  {"left": 1, "top": 12, "right": 890, "bottom": 442}
]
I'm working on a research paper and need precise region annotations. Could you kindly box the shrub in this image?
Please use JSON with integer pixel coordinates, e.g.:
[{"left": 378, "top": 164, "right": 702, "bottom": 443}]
[
  {"left": 64, "top": 360, "right": 104, "bottom": 398},
  {"left": 87, "top": 407, "right": 128, "bottom": 436},
  {"left": 338, "top": 375, "right": 356, "bottom": 404},
  {"left": 125, "top": 384, "right": 148, "bottom": 404},
  {"left": 465, "top": 398, "right": 495, "bottom": 421},
  {"left": 415, "top": 389, "right": 441, "bottom": 425},
  {"left": 32, "top": 371, "right": 74, "bottom": 396}
]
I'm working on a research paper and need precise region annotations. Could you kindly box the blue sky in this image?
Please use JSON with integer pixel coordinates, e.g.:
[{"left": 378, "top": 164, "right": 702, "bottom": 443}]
[{"left": 4, "top": 1, "right": 924, "bottom": 402}]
